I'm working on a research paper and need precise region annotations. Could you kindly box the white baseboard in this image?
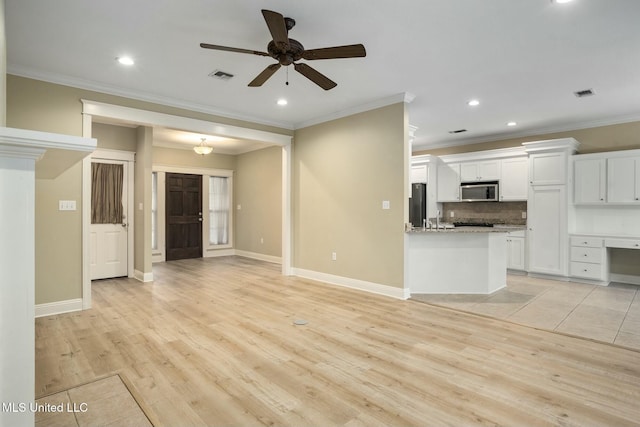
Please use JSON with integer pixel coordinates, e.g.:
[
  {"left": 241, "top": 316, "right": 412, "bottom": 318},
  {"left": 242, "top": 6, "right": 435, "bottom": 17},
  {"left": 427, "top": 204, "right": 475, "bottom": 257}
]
[
  {"left": 205, "top": 248, "right": 235, "bottom": 258},
  {"left": 528, "top": 272, "right": 570, "bottom": 282},
  {"left": 134, "top": 270, "right": 153, "bottom": 282},
  {"left": 292, "top": 268, "right": 410, "bottom": 300},
  {"left": 35, "top": 298, "right": 83, "bottom": 318},
  {"left": 234, "top": 250, "right": 282, "bottom": 264},
  {"left": 610, "top": 273, "right": 640, "bottom": 286}
]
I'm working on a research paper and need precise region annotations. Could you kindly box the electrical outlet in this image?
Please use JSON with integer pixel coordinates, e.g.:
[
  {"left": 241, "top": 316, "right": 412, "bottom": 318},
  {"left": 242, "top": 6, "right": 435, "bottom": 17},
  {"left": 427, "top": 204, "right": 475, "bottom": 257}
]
[
  {"left": 522, "top": 211, "right": 527, "bottom": 219},
  {"left": 382, "top": 200, "right": 390, "bottom": 210},
  {"left": 450, "top": 211, "right": 454, "bottom": 218},
  {"left": 331, "top": 252, "right": 337, "bottom": 261}
]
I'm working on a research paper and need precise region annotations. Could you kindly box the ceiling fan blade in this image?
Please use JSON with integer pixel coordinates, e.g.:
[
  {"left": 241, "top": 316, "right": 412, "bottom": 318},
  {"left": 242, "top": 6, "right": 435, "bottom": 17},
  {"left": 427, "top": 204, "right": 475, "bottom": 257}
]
[
  {"left": 262, "top": 9, "right": 289, "bottom": 50},
  {"left": 302, "top": 44, "right": 367, "bottom": 60},
  {"left": 294, "top": 63, "right": 337, "bottom": 90},
  {"left": 200, "top": 43, "right": 270, "bottom": 57},
  {"left": 248, "top": 64, "right": 282, "bottom": 87}
]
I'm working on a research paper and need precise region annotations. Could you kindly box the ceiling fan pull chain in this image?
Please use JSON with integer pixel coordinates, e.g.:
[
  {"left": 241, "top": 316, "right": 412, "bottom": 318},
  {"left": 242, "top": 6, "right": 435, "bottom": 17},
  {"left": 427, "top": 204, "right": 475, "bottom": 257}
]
[{"left": 286, "top": 66, "right": 289, "bottom": 86}]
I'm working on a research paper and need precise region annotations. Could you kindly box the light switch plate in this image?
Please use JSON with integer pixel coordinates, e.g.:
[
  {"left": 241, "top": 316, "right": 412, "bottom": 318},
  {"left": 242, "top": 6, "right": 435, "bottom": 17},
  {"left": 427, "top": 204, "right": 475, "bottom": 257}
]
[{"left": 58, "top": 200, "right": 76, "bottom": 211}]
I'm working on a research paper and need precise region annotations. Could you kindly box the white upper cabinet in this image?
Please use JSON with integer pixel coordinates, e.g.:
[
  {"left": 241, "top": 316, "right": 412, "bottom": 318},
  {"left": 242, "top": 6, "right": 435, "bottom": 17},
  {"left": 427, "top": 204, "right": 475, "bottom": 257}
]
[
  {"left": 607, "top": 156, "right": 640, "bottom": 204},
  {"left": 437, "top": 162, "right": 460, "bottom": 202},
  {"left": 410, "top": 165, "right": 428, "bottom": 184},
  {"left": 574, "top": 158, "right": 606, "bottom": 204},
  {"left": 572, "top": 151, "right": 640, "bottom": 205},
  {"left": 500, "top": 157, "right": 528, "bottom": 201},
  {"left": 460, "top": 160, "right": 500, "bottom": 182},
  {"left": 529, "top": 152, "right": 567, "bottom": 185}
]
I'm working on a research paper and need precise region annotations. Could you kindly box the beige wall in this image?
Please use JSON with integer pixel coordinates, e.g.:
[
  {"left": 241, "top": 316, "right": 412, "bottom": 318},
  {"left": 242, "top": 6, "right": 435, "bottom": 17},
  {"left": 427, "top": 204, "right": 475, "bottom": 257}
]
[
  {"left": 7, "top": 75, "right": 290, "bottom": 305},
  {"left": 93, "top": 122, "right": 137, "bottom": 151},
  {"left": 34, "top": 164, "right": 83, "bottom": 304},
  {"left": 416, "top": 120, "right": 640, "bottom": 157},
  {"left": 135, "top": 126, "right": 153, "bottom": 275},
  {"left": 293, "top": 103, "right": 406, "bottom": 288},
  {"left": 234, "top": 146, "right": 282, "bottom": 257},
  {"left": 153, "top": 146, "right": 236, "bottom": 170}
]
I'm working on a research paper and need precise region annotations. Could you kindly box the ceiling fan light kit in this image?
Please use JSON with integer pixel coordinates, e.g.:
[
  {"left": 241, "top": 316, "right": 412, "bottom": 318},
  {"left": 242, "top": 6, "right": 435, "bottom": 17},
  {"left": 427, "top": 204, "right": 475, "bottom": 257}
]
[{"left": 200, "top": 9, "right": 366, "bottom": 90}]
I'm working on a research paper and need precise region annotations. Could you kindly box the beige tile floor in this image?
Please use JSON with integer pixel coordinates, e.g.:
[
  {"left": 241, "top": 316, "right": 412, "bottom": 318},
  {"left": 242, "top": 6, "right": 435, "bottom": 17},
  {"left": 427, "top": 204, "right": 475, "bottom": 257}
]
[
  {"left": 35, "top": 375, "right": 153, "bottom": 427},
  {"left": 412, "top": 274, "right": 640, "bottom": 351}
]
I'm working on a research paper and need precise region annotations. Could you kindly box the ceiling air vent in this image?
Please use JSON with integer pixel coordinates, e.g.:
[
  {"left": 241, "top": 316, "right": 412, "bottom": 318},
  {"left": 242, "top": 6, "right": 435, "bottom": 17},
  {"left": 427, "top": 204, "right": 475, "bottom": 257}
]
[
  {"left": 209, "top": 70, "right": 234, "bottom": 80},
  {"left": 448, "top": 129, "right": 467, "bottom": 134},
  {"left": 574, "top": 88, "right": 595, "bottom": 98}
]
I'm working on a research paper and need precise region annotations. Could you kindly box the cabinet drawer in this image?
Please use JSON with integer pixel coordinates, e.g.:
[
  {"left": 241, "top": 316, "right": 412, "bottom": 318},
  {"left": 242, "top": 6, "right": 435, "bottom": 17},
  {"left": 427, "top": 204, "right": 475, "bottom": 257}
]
[
  {"left": 570, "top": 236, "right": 604, "bottom": 248},
  {"left": 605, "top": 238, "right": 640, "bottom": 250},
  {"left": 570, "top": 246, "right": 603, "bottom": 263},
  {"left": 570, "top": 262, "right": 603, "bottom": 280}
]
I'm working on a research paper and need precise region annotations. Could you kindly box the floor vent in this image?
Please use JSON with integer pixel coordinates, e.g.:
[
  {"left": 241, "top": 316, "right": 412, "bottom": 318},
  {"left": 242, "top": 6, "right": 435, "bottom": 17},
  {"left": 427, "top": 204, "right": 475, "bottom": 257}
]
[
  {"left": 209, "top": 70, "right": 234, "bottom": 80},
  {"left": 574, "top": 88, "right": 595, "bottom": 98},
  {"left": 448, "top": 129, "right": 468, "bottom": 134}
]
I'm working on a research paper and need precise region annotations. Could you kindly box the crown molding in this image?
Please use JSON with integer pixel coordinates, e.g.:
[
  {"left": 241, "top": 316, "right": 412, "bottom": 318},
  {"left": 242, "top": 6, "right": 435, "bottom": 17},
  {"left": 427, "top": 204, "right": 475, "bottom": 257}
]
[
  {"left": 294, "top": 92, "right": 416, "bottom": 130},
  {"left": 8, "top": 65, "right": 295, "bottom": 131},
  {"left": 412, "top": 113, "right": 640, "bottom": 152}
]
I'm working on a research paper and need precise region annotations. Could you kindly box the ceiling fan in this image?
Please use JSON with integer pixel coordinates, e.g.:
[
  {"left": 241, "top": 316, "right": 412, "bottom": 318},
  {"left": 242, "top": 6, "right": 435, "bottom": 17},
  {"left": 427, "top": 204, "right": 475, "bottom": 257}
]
[{"left": 200, "top": 9, "right": 366, "bottom": 90}]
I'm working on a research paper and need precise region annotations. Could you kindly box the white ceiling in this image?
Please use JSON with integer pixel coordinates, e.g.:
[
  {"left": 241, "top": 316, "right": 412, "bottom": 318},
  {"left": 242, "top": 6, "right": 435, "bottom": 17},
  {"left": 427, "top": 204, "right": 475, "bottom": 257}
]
[{"left": 6, "top": 0, "right": 640, "bottom": 152}]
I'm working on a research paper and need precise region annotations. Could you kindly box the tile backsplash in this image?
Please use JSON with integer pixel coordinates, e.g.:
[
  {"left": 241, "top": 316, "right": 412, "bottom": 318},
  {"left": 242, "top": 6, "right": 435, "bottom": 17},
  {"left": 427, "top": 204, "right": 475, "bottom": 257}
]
[{"left": 441, "top": 201, "right": 527, "bottom": 225}]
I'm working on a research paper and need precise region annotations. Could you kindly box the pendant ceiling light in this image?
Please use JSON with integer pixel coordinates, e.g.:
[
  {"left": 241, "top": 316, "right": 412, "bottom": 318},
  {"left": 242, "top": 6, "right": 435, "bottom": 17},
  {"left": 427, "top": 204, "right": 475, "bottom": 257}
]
[{"left": 194, "top": 137, "right": 213, "bottom": 155}]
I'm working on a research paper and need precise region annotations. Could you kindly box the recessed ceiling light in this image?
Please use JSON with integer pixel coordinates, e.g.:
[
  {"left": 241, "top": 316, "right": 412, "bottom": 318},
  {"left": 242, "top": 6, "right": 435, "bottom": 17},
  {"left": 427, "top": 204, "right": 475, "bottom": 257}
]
[
  {"left": 277, "top": 98, "right": 288, "bottom": 106},
  {"left": 116, "top": 56, "right": 134, "bottom": 66},
  {"left": 507, "top": 121, "right": 517, "bottom": 127},
  {"left": 467, "top": 99, "right": 480, "bottom": 107},
  {"left": 552, "top": 0, "right": 573, "bottom": 3}
]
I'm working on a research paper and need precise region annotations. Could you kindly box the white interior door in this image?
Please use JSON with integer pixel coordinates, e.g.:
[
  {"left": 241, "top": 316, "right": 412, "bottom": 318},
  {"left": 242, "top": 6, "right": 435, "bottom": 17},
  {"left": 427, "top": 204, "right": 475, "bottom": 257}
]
[{"left": 90, "top": 160, "right": 128, "bottom": 280}]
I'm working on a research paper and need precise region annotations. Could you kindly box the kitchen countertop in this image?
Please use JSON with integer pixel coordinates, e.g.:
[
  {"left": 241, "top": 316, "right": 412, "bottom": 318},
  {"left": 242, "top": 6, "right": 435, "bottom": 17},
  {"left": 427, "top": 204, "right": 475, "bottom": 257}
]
[{"left": 407, "top": 225, "right": 526, "bottom": 234}]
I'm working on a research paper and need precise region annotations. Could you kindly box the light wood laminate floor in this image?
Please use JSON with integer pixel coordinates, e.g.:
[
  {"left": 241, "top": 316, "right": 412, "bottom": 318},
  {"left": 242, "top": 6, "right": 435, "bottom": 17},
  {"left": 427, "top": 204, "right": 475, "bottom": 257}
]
[{"left": 36, "top": 257, "right": 640, "bottom": 426}]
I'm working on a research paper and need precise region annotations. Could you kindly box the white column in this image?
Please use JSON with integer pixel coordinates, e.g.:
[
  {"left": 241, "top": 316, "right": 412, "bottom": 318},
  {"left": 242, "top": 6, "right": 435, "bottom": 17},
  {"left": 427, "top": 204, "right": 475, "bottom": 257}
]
[
  {"left": 0, "top": 127, "right": 95, "bottom": 427},
  {"left": 0, "top": 147, "right": 42, "bottom": 427}
]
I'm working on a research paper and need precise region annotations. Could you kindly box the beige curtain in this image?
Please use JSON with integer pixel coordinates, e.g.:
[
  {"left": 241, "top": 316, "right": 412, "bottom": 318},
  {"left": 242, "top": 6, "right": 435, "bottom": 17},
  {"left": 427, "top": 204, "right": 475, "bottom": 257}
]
[{"left": 91, "top": 163, "right": 123, "bottom": 224}]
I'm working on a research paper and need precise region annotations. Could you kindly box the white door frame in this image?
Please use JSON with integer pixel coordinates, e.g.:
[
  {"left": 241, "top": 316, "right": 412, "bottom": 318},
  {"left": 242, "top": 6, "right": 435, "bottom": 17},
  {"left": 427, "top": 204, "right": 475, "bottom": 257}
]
[
  {"left": 82, "top": 145, "right": 135, "bottom": 309},
  {"left": 81, "top": 100, "right": 293, "bottom": 310}
]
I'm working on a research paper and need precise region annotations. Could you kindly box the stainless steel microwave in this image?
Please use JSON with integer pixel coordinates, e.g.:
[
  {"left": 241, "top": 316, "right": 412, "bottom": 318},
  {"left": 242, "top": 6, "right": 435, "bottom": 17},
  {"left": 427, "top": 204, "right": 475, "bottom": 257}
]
[{"left": 460, "top": 181, "right": 499, "bottom": 202}]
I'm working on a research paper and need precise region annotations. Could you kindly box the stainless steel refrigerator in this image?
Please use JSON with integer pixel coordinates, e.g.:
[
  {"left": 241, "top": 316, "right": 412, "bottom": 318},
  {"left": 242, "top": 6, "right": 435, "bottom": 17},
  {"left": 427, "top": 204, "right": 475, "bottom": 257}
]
[{"left": 409, "top": 183, "right": 427, "bottom": 227}]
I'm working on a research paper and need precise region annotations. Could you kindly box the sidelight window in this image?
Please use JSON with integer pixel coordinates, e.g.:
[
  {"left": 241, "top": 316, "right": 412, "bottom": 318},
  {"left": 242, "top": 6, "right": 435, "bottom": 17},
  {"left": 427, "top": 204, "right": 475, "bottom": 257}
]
[
  {"left": 151, "top": 172, "right": 158, "bottom": 250},
  {"left": 209, "top": 176, "right": 230, "bottom": 245}
]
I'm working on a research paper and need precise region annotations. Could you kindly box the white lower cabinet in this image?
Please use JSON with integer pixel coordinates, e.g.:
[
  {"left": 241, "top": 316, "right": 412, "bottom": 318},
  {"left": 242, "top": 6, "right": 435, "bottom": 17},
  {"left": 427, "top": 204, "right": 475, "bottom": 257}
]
[
  {"left": 569, "top": 236, "right": 607, "bottom": 281},
  {"left": 506, "top": 230, "right": 526, "bottom": 271}
]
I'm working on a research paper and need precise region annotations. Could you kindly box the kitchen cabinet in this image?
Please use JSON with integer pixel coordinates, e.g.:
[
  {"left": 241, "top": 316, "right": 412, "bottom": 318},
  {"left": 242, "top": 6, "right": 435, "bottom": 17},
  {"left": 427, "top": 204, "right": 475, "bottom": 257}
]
[
  {"left": 529, "top": 151, "right": 567, "bottom": 185},
  {"left": 527, "top": 185, "right": 567, "bottom": 276},
  {"left": 569, "top": 236, "right": 607, "bottom": 281},
  {"left": 437, "top": 162, "right": 460, "bottom": 202},
  {"left": 506, "top": 230, "right": 526, "bottom": 271},
  {"left": 574, "top": 158, "right": 606, "bottom": 204},
  {"left": 410, "top": 165, "right": 428, "bottom": 183},
  {"left": 607, "top": 156, "right": 640, "bottom": 204},
  {"left": 500, "top": 157, "right": 528, "bottom": 201},
  {"left": 460, "top": 160, "right": 500, "bottom": 182}
]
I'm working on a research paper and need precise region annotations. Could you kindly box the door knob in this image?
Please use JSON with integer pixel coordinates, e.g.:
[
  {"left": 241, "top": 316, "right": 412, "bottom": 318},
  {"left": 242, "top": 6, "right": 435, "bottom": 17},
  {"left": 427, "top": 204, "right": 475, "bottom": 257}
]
[{"left": 121, "top": 223, "right": 128, "bottom": 228}]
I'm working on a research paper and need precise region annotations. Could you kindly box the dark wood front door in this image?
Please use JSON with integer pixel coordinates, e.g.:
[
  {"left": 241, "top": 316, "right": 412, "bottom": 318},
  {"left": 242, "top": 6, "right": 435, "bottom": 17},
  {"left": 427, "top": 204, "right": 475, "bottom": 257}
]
[{"left": 166, "top": 173, "right": 203, "bottom": 261}]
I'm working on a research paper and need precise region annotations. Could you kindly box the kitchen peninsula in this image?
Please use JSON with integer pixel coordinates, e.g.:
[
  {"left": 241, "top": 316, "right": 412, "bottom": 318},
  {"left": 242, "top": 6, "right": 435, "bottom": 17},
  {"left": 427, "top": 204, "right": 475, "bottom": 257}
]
[{"left": 405, "top": 226, "right": 520, "bottom": 294}]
